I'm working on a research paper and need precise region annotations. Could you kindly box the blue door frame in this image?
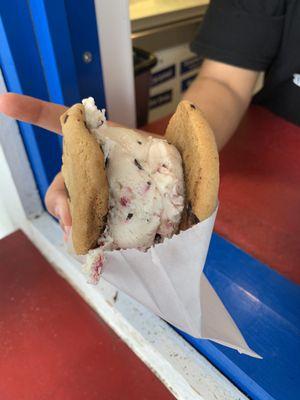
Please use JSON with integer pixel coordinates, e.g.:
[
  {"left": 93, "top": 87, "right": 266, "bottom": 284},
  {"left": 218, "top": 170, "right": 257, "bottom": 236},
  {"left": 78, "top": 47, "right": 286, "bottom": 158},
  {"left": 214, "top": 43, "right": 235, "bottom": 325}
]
[{"left": 0, "top": 0, "right": 106, "bottom": 201}]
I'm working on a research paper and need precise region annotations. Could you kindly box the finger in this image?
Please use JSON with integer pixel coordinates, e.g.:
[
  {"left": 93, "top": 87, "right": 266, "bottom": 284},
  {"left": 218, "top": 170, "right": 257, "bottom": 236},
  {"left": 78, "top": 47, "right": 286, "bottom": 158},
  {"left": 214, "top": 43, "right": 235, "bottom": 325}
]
[
  {"left": 45, "top": 173, "right": 72, "bottom": 236},
  {"left": 46, "top": 189, "right": 72, "bottom": 239},
  {"left": 0, "top": 93, "right": 67, "bottom": 134},
  {"left": 55, "top": 199, "right": 72, "bottom": 241}
]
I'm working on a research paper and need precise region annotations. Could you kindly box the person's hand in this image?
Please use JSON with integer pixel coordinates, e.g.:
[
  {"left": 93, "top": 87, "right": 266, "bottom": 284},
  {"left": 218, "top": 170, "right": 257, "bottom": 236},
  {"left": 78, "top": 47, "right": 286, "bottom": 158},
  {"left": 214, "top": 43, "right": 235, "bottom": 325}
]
[
  {"left": 45, "top": 171, "right": 72, "bottom": 240},
  {"left": 0, "top": 93, "right": 72, "bottom": 238},
  {"left": 0, "top": 93, "right": 162, "bottom": 239}
]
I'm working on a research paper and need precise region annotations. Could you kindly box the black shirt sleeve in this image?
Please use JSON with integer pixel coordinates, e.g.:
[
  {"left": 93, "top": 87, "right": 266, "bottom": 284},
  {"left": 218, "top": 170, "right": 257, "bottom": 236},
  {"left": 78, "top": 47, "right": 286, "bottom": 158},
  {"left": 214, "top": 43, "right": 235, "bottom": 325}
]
[{"left": 191, "top": 0, "right": 286, "bottom": 71}]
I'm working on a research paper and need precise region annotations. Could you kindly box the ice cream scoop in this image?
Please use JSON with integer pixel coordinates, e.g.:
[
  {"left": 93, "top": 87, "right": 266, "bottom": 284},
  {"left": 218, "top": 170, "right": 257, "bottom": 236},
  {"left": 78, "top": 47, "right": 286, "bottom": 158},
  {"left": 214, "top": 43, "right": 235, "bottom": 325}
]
[{"left": 81, "top": 98, "right": 185, "bottom": 283}]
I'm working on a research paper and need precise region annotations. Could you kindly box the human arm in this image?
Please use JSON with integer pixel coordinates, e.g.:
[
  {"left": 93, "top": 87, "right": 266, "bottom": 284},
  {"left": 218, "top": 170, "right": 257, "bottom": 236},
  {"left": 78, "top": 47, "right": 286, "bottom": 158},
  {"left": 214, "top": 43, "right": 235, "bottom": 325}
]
[{"left": 183, "top": 59, "right": 259, "bottom": 150}]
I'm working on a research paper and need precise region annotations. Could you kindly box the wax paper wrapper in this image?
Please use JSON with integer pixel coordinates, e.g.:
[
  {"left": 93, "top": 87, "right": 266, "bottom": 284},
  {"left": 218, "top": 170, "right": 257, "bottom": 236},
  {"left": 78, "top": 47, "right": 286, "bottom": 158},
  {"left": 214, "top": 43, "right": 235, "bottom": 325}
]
[{"left": 68, "top": 208, "right": 260, "bottom": 358}]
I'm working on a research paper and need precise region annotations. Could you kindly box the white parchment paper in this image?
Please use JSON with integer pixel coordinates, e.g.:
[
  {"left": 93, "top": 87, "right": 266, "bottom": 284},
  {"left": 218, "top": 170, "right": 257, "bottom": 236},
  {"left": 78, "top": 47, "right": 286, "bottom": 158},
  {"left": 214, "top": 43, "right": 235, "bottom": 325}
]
[{"left": 69, "top": 208, "right": 260, "bottom": 358}]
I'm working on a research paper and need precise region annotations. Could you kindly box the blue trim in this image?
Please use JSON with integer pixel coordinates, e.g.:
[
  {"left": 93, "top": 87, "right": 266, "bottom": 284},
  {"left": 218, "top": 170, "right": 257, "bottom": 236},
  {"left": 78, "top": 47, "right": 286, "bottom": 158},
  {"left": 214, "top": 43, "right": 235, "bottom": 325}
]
[
  {"left": 64, "top": 0, "right": 106, "bottom": 109},
  {"left": 28, "top": 0, "right": 106, "bottom": 109},
  {"left": 27, "top": 0, "right": 80, "bottom": 106},
  {"left": 0, "top": 1, "right": 62, "bottom": 199},
  {"left": 0, "top": 0, "right": 106, "bottom": 201},
  {"left": 176, "top": 233, "right": 300, "bottom": 400}
]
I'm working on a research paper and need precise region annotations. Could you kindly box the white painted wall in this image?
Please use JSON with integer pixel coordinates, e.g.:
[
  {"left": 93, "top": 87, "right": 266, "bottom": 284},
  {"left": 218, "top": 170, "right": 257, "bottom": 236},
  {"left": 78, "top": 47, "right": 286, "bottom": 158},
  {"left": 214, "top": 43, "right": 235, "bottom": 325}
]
[
  {"left": 94, "top": 0, "right": 136, "bottom": 127},
  {"left": 0, "top": 145, "right": 17, "bottom": 239},
  {"left": 0, "top": 141, "right": 32, "bottom": 240},
  {"left": 0, "top": 70, "right": 43, "bottom": 239}
]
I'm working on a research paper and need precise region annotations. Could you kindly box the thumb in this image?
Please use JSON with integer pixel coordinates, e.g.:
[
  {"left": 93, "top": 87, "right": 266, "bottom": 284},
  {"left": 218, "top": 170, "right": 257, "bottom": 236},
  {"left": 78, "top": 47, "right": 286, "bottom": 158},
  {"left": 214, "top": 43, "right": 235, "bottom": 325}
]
[
  {"left": 53, "top": 197, "right": 72, "bottom": 240},
  {"left": 45, "top": 172, "right": 72, "bottom": 240}
]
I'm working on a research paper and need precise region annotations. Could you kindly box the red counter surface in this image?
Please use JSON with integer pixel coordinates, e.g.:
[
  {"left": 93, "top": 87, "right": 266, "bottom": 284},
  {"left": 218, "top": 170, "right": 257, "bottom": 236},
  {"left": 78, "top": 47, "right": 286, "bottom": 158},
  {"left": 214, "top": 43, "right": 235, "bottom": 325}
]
[{"left": 0, "top": 231, "right": 175, "bottom": 400}]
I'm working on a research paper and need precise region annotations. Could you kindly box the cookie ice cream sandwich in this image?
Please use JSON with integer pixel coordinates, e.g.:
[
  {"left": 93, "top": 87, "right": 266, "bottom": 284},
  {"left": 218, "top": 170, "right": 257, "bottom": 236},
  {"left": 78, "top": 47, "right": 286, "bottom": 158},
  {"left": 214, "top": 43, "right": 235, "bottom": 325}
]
[{"left": 61, "top": 98, "right": 219, "bottom": 284}]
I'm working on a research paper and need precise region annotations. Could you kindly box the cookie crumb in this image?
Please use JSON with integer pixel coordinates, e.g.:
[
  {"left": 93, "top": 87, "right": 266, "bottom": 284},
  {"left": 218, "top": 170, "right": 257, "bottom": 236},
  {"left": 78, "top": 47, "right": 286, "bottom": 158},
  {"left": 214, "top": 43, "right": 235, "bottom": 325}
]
[
  {"left": 113, "top": 291, "right": 118, "bottom": 302},
  {"left": 154, "top": 233, "right": 162, "bottom": 243},
  {"left": 102, "top": 214, "right": 108, "bottom": 224},
  {"left": 134, "top": 159, "right": 143, "bottom": 170},
  {"left": 190, "top": 213, "right": 200, "bottom": 225},
  {"left": 187, "top": 202, "right": 199, "bottom": 224}
]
